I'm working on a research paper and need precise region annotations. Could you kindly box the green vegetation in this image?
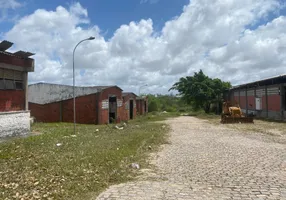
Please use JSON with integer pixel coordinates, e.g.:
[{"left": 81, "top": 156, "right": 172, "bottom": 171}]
[
  {"left": 169, "top": 70, "right": 231, "bottom": 113},
  {"left": 147, "top": 94, "right": 190, "bottom": 113},
  {"left": 0, "top": 116, "right": 170, "bottom": 200}
]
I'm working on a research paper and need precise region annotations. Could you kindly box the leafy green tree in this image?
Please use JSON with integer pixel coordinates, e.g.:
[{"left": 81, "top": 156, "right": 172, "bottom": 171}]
[{"left": 169, "top": 70, "right": 231, "bottom": 113}]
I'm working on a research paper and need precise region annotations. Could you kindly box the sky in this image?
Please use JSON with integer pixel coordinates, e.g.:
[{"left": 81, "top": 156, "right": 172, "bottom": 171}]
[{"left": 1, "top": 0, "right": 286, "bottom": 94}]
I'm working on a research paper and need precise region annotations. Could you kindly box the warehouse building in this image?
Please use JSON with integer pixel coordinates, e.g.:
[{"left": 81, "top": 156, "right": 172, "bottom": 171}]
[
  {"left": 225, "top": 75, "right": 286, "bottom": 120},
  {"left": 122, "top": 92, "right": 137, "bottom": 121},
  {"left": 0, "top": 40, "right": 35, "bottom": 137},
  {"left": 28, "top": 83, "right": 124, "bottom": 124}
]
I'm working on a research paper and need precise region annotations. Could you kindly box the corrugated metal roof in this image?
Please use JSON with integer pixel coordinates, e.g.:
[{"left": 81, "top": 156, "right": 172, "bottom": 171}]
[
  {"left": 0, "top": 40, "right": 35, "bottom": 60},
  {"left": 0, "top": 40, "right": 13, "bottom": 51},
  {"left": 231, "top": 74, "right": 286, "bottom": 90},
  {"left": 13, "top": 51, "right": 35, "bottom": 58}
]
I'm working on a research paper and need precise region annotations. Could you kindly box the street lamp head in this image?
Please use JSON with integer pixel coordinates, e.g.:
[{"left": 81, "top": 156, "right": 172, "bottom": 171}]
[{"left": 88, "top": 36, "right": 95, "bottom": 40}]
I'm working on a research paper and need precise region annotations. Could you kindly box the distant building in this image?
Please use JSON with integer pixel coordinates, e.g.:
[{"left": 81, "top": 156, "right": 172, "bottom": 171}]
[
  {"left": 122, "top": 92, "right": 137, "bottom": 121},
  {"left": 136, "top": 96, "right": 148, "bottom": 115},
  {"left": 225, "top": 74, "right": 286, "bottom": 120},
  {"left": 0, "top": 40, "right": 35, "bottom": 137},
  {"left": 28, "top": 83, "right": 124, "bottom": 124}
]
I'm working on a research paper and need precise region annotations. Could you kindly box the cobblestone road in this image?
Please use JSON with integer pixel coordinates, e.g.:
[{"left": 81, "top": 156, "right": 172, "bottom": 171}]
[{"left": 96, "top": 117, "right": 286, "bottom": 200}]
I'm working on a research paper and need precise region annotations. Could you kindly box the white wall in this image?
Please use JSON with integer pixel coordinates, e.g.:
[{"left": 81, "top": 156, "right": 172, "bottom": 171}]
[{"left": 0, "top": 111, "right": 30, "bottom": 138}]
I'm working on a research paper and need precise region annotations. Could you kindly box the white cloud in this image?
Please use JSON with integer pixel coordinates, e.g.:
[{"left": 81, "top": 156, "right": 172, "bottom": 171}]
[
  {"left": 0, "top": 0, "right": 21, "bottom": 21},
  {"left": 3, "top": 0, "right": 286, "bottom": 94},
  {"left": 140, "top": 0, "right": 160, "bottom": 4}
]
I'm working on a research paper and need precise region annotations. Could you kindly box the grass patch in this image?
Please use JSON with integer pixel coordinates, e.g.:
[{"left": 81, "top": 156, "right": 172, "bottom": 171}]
[
  {"left": 134, "top": 112, "right": 180, "bottom": 122},
  {"left": 0, "top": 118, "right": 169, "bottom": 200}
]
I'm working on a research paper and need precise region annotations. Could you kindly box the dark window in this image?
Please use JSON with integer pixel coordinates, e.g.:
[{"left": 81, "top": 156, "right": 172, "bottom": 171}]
[
  {"left": 0, "top": 79, "right": 4, "bottom": 89},
  {"left": 15, "top": 81, "right": 23, "bottom": 90},
  {"left": 5, "top": 79, "right": 15, "bottom": 90},
  {"left": 0, "top": 69, "right": 24, "bottom": 90}
]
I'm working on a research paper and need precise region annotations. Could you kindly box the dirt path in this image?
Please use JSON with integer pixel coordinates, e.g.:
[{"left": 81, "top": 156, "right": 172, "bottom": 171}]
[{"left": 96, "top": 116, "right": 286, "bottom": 200}]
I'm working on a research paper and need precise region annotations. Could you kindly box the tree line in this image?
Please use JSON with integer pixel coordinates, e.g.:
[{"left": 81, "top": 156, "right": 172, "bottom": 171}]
[{"left": 147, "top": 70, "right": 231, "bottom": 113}]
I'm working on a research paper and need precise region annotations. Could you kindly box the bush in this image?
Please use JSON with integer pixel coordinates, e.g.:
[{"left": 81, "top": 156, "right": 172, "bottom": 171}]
[
  {"left": 148, "top": 101, "right": 158, "bottom": 112},
  {"left": 166, "top": 107, "right": 176, "bottom": 112}
]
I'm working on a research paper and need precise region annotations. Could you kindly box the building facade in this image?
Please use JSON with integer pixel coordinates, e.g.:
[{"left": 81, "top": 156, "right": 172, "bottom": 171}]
[
  {"left": 122, "top": 92, "right": 137, "bottom": 121},
  {"left": 225, "top": 75, "right": 286, "bottom": 120},
  {"left": 136, "top": 96, "right": 148, "bottom": 115},
  {"left": 28, "top": 83, "right": 124, "bottom": 124},
  {"left": 0, "top": 40, "right": 35, "bottom": 137}
]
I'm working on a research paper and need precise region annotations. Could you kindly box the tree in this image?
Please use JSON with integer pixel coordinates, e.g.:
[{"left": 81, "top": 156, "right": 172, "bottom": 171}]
[
  {"left": 169, "top": 70, "right": 231, "bottom": 113},
  {"left": 148, "top": 101, "right": 158, "bottom": 112}
]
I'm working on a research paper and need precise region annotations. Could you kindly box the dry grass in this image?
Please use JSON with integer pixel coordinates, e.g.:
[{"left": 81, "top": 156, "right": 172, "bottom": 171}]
[
  {"left": 0, "top": 116, "right": 170, "bottom": 200},
  {"left": 198, "top": 115, "right": 285, "bottom": 136}
]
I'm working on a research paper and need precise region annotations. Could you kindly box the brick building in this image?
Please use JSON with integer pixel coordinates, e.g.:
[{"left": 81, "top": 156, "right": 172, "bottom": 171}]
[
  {"left": 122, "top": 92, "right": 137, "bottom": 121},
  {"left": 28, "top": 83, "right": 124, "bottom": 124},
  {"left": 136, "top": 96, "right": 148, "bottom": 115},
  {"left": 225, "top": 74, "right": 286, "bottom": 120},
  {"left": 0, "top": 40, "right": 35, "bottom": 137}
]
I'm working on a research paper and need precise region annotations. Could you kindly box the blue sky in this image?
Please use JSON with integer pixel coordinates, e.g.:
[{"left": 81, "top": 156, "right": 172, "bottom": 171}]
[
  {"left": 2, "top": 0, "right": 190, "bottom": 38},
  {"left": 1, "top": 0, "right": 286, "bottom": 94}
]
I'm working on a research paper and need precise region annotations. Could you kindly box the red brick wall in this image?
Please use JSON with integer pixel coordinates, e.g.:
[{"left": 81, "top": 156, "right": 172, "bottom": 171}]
[
  {"left": 133, "top": 103, "right": 137, "bottom": 119},
  {"left": 136, "top": 100, "right": 142, "bottom": 115},
  {"left": 247, "top": 96, "right": 255, "bottom": 110},
  {"left": 136, "top": 99, "right": 147, "bottom": 115},
  {"left": 62, "top": 94, "right": 97, "bottom": 124},
  {"left": 0, "top": 90, "right": 25, "bottom": 112},
  {"left": 268, "top": 95, "right": 280, "bottom": 111},
  {"left": 29, "top": 86, "right": 125, "bottom": 124},
  {"left": 123, "top": 94, "right": 137, "bottom": 120},
  {"left": 29, "top": 94, "right": 97, "bottom": 124},
  {"left": 120, "top": 98, "right": 128, "bottom": 121},
  {"left": 98, "top": 87, "right": 123, "bottom": 124},
  {"left": 234, "top": 96, "right": 239, "bottom": 104},
  {"left": 262, "top": 95, "right": 267, "bottom": 110},
  {"left": 100, "top": 87, "right": 122, "bottom": 100},
  {"left": 239, "top": 96, "right": 246, "bottom": 109},
  {"left": 29, "top": 102, "right": 60, "bottom": 122},
  {"left": 100, "top": 109, "right": 109, "bottom": 124},
  {"left": 0, "top": 52, "right": 33, "bottom": 68}
]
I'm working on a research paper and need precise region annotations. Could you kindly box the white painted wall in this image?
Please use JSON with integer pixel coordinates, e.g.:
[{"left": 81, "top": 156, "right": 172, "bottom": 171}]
[{"left": 0, "top": 111, "right": 30, "bottom": 138}]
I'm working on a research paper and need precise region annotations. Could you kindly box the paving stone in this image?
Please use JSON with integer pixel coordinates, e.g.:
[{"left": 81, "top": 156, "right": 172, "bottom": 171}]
[{"left": 95, "top": 117, "right": 286, "bottom": 200}]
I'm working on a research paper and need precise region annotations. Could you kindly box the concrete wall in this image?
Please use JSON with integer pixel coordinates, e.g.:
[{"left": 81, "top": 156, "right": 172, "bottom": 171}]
[
  {"left": 28, "top": 83, "right": 102, "bottom": 105},
  {"left": 0, "top": 111, "right": 30, "bottom": 138},
  {"left": 0, "top": 90, "right": 25, "bottom": 112}
]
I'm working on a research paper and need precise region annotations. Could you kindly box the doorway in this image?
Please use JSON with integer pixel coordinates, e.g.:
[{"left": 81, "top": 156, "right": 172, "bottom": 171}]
[
  {"left": 129, "top": 100, "right": 134, "bottom": 120},
  {"left": 109, "top": 96, "right": 117, "bottom": 123},
  {"left": 144, "top": 101, "right": 147, "bottom": 114}
]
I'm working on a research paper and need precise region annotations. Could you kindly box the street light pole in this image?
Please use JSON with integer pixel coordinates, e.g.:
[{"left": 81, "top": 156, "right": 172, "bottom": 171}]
[
  {"left": 73, "top": 36, "right": 95, "bottom": 134},
  {"left": 139, "top": 84, "right": 148, "bottom": 96}
]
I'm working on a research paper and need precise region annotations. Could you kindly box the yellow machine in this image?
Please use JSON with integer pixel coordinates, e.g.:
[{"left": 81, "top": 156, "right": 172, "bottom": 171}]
[{"left": 221, "top": 102, "right": 254, "bottom": 124}]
